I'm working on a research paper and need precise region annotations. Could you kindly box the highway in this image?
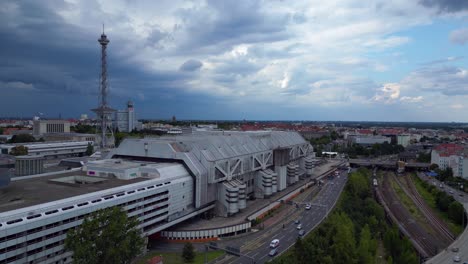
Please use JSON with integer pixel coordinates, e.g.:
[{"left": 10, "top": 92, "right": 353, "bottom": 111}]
[
  {"left": 417, "top": 173, "right": 468, "bottom": 264},
  {"left": 219, "top": 169, "right": 348, "bottom": 264}
]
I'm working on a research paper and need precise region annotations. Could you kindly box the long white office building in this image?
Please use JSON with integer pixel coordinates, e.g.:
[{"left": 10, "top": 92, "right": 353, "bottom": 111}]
[
  {"left": 0, "top": 131, "right": 314, "bottom": 263},
  {"left": 0, "top": 141, "right": 93, "bottom": 158}
]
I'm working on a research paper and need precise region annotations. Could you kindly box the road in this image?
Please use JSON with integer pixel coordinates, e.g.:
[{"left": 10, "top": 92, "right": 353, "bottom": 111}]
[
  {"left": 219, "top": 170, "right": 348, "bottom": 264},
  {"left": 416, "top": 173, "right": 468, "bottom": 264}
]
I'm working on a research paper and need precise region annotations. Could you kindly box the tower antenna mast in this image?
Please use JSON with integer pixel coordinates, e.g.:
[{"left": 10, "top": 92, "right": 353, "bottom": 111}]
[{"left": 92, "top": 25, "right": 115, "bottom": 149}]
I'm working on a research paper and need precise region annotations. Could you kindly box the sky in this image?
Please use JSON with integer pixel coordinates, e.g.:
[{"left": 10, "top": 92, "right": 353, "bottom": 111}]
[{"left": 1, "top": 0, "right": 468, "bottom": 122}]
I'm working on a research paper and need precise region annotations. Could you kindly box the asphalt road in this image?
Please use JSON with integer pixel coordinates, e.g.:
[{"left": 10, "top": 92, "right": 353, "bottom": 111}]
[
  {"left": 220, "top": 170, "right": 349, "bottom": 264},
  {"left": 417, "top": 173, "right": 468, "bottom": 264}
]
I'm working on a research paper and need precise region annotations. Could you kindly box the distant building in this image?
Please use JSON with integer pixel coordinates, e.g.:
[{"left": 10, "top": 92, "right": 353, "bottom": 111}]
[
  {"left": 114, "top": 101, "right": 141, "bottom": 132},
  {"left": 397, "top": 134, "right": 411, "bottom": 147},
  {"left": 431, "top": 143, "right": 468, "bottom": 178},
  {"left": 0, "top": 141, "right": 93, "bottom": 158},
  {"left": 349, "top": 135, "right": 391, "bottom": 146},
  {"left": 43, "top": 132, "right": 97, "bottom": 143},
  {"left": 33, "top": 120, "right": 71, "bottom": 136}
]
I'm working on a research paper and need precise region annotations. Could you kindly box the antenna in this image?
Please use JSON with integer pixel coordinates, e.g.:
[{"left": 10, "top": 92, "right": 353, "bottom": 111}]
[{"left": 92, "top": 26, "right": 115, "bottom": 149}]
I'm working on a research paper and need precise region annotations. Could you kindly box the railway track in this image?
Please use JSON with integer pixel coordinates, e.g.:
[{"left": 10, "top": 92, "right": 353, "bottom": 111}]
[
  {"left": 378, "top": 171, "right": 439, "bottom": 257},
  {"left": 400, "top": 174, "right": 455, "bottom": 243}
]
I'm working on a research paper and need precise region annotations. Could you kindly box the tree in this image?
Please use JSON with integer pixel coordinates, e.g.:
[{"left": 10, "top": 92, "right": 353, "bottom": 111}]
[
  {"left": 357, "top": 225, "right": 374, "bottom": 264},
  {"left": 65, "top": 207, "right": 144, "bottom": 264},
  {"left": 9, "top": 145, "right": 28, "bottom": 156},
  {"left": 8, "top": 134, "right": 36, "bottom": 143},
  {"left": 448, "top": 201, "right": 464, "bottom": 225},
  {"left": 85, "top": 142, "right": 94, "bottom": 156},
  {"left": 182, "top": 242, "right": 195, "bottom": 263}
]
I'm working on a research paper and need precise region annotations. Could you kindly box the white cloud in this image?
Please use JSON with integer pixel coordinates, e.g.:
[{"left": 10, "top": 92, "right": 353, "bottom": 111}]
[
  {"left": 0, "top": 81, "right": 36, "bottom": 91},
  {"left": 373, "top": 83, "right": 400, "bottom": 103},
  {"left": 400, "top": 96, "right": 423, "bottom": 103},
  {"left": 450, "top": 28, "right": 468, "bottom": 44}
]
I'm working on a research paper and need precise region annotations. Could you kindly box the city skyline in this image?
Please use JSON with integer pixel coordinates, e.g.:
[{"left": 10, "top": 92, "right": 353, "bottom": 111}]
[{"left": 1, "top": 0, "right": 468, "bottom": 121}]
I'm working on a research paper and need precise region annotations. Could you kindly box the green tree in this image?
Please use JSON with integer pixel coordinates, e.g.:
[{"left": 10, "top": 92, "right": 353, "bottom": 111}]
[
  {"left": 448, "top": 201, "right": 464, "bottom": 225},
  {"left": 9, "top": 145, "right": 28, "bottom": 156},
  {"left": 65, "top": 207, "right": 144, "bottom": 264},
  {"left": 115, "top": 132, "right": 127, "bottom": 147},
  {"left": 182, "top": 242, "right": 195, "bottom": 263},
  {"left": 357, "top": 225, "right": 373, "bottom": 264},
  {"left": 8, "top": 134, "right": 36, "bottom": 143},
  {"left": 429, "top": 163, "right": 439, "bottom": 171},
  {"left": 417, "top": 152, "right": 431, "bottom": 163},
  {"left": 85, "top": 142, "right": 94, "bottom": 156}
]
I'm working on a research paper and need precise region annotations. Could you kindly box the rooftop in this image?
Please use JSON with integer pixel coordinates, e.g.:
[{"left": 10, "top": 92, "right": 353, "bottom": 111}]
[{"left": 0, "top": 170, "right": 150, "bottom": 213}]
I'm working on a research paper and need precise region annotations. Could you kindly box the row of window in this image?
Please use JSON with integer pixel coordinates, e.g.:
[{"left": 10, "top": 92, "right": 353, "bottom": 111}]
[
  {"left": 0, "top": 191, "right": 170, "bottom": 244},
  {"left": 1, "top": 183, "right": 173, "bottom": 228},
  {"left": 0, "top": 241, "right": 66, "bottom": 264}
]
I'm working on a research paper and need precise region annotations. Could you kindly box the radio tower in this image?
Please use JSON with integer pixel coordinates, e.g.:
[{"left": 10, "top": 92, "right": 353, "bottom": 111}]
[{"left": 92, "top": 25, "right": 115, "bottom": 149}]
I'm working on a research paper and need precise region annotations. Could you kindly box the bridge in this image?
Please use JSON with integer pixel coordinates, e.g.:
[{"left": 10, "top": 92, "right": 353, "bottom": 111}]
[{"left": 349, "top": 159, "right": 430, "bottom": 170}]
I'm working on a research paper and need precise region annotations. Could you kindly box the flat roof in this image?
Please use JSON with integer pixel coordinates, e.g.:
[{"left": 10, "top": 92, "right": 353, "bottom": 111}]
[
  {"left": 87, "top": 159, "right": 146, "bottom": 170},
  {"left": 0, "top": 170, "right": 150, "bottom": 213}
]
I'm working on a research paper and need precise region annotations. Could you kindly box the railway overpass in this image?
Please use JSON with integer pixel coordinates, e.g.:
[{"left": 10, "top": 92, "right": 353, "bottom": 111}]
[{"left": 349, "top": 159, "right": 430, "bottom": 170}]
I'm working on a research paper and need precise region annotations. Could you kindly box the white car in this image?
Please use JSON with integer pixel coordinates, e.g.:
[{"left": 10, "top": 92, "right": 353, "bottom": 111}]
[
  {"left": 453, "top": 255, "right": 461, "bottom": 262},
  {"left": 305, "top": 204, "right": 311, "bottom": 210},
  {"left": 270, "top": 239, "right": 280, "bottom": 248},
  {"left": 297, "top": 224, "right": 302, "bottom": 230}
]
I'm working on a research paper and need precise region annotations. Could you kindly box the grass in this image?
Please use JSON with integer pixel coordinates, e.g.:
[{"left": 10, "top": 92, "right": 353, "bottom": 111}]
[
  {"left": 135, "top": 250, "right": 224, "bottom": 264},
  {"left": 411, "top": 174, "right": 463, "bottom": 235},
  {"left": 388, "top": 175, "right": 425, "bottom": 221}
]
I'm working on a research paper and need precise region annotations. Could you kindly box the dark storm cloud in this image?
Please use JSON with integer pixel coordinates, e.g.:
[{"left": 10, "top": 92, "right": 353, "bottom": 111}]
[
  {"left": 214, "top": 58, "right": 262, "bottom": 77},
  {"left": 420, "top": 0, "right": 468, "bottom": 13},
  {"left": 175, "top": 0, "right": 291, "bottom": 54},
  {"left": 179, "top": 59, "right": 203, "bottom": 72},
  {"left": 0, "top": 0, "right": 213, "bottom": 118}
]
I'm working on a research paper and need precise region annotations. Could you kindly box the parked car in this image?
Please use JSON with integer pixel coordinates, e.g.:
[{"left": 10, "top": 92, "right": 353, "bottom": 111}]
[
  {"left": 298, "top": 230, "right": 305, "bottom": 237},
  {"left": 305, "top": 204, "right": 311, "bottom": 210},
  {"left": 297, "top": 224, "right": 302, "bottom": 230},
  {"left": 270, "top": 239, "right": 280, "bottom": 248},
  {"left": 454, "top": 255, "right": 461, "bottom": 262},
  {"left": 294, "top": 219, "right": 300, "bottom": 224}
]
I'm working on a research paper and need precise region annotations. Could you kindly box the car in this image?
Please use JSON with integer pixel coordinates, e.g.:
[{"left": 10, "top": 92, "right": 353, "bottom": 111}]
[
  {"left": 460, "top": 193, "right": 464, "bottom": 197},
  {"left": 298, "top": 230, "right": 305, "bottom": 236},
  {"left": 270, "top": 239, "right": 280, "bottom": 248},
  {"left": 297, "top": 224, "right": 302, "bottom": 230},
  {"left": 450, "top": 190, "right": 454, "bottom": 194},
  {"left": 294, "top": 219, "right": 300, "bottom": 224},
  {"left": 269, "top": 248, "right": 278, "bottom": 256},
  {"left": 454, "top": 255, "right": 461, "bottom": 262},
  {"left": 452, "top": 247, "right": 459, "bottom": 252},
  {"left": 305, "top": 204, "right": 311, "bottom": 210}
]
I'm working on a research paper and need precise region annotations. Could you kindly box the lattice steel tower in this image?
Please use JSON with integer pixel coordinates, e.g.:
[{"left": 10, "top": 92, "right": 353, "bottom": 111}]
[{"left": 92, "top": 26, "right": 115, "bottom": 149}]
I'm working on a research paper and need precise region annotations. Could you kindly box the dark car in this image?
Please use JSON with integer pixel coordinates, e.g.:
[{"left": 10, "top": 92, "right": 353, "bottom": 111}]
[
  {"left": 269, "top": 248, "right": 278, "bottom": 257},
  {"left": 298, "top": 230, "right": 305, "bottom": 237},
  {"left": 294, "top": 219, "right": 300, "bottom": 224}
]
